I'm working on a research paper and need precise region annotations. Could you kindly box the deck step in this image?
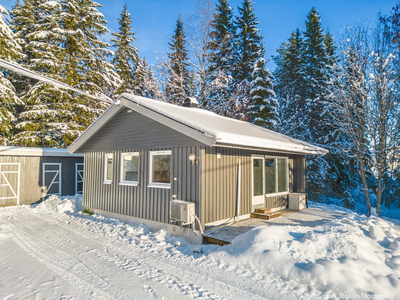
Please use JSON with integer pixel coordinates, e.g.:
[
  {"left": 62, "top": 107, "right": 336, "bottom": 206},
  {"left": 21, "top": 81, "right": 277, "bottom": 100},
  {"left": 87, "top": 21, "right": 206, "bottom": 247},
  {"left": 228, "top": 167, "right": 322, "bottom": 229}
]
[
  {"left": 203, "top": 235, "right": 230, "bottom": 245},
  {"left": 250, "top": 211, "right": 281, "bottom": 220},
  {"left": 255, "top": 208, "right": 271, "bottom": 214}
]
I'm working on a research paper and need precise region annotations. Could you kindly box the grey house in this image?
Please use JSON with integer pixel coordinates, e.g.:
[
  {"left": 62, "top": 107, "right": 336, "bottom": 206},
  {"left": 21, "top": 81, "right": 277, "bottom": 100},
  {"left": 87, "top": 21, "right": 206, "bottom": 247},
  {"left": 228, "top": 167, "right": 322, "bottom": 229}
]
[
  {"left": 68, "top": 94, "right": 327, "bottom": 243},
  {"left": 0, "top": 147, "right": 84, "bottom": 206}
]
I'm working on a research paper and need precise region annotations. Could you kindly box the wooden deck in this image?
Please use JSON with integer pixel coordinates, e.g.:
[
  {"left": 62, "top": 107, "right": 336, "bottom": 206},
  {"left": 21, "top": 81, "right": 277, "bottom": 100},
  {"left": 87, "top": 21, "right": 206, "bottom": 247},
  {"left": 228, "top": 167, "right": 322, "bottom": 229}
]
[{"left": 203, "top": 208, "right": 345, "bottom": 245}]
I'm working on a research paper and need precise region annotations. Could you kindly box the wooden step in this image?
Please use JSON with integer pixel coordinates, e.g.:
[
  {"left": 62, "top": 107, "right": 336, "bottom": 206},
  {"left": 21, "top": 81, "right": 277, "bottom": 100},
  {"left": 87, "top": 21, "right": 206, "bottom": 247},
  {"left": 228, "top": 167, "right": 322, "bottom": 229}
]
[
  {"left": 203, "top": 235, "right": 230, "bottom": 245},
  {"left": 255, "top": 208, "right": 271, "bottom": 214},
  {"left": 250, "top": 211, "right": 282, "bottom": 220}
]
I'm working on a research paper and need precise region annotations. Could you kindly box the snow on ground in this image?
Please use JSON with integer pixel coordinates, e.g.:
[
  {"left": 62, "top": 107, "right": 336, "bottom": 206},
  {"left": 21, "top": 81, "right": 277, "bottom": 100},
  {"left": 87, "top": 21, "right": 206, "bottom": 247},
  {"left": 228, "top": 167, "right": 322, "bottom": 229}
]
[{"left": 1, "top": 196, "right": 400, "bottom": 300}]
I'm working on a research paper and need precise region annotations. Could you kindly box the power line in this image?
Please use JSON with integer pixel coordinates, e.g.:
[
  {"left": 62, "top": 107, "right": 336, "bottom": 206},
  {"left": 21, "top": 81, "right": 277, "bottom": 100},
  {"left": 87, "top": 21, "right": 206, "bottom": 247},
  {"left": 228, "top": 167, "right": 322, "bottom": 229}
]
[{"left": 0, "top": 58, "right": 113, "bottom": 103}]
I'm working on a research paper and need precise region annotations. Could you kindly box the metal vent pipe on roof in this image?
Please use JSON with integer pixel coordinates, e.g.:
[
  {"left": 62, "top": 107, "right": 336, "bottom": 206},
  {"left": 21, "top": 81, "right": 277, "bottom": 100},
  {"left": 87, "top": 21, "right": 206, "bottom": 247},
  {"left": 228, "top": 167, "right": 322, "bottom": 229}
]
[{"left": 183, "top": 97, "right": 199, "bottom": 108}]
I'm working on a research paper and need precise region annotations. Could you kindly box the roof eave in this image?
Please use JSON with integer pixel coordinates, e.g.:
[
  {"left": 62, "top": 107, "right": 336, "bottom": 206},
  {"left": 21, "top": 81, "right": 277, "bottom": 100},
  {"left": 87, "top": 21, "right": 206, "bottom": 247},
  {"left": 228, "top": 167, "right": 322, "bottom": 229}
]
[
  {"left": 68, "top": 101, "right": 124, "bottom": 153},
  {"left": 214, "top": 142, "right": 329, "bottom": 156},
  {"left": 119, "top": 96, "right": 216, "bottom": 147}
]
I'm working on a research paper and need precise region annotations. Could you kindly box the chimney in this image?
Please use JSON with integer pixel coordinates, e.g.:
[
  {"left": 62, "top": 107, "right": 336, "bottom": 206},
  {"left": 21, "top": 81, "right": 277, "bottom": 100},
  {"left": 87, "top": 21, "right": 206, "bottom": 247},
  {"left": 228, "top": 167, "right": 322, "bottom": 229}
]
[{"left": 183, "top": 97, "right": 199, "bottom": 108}]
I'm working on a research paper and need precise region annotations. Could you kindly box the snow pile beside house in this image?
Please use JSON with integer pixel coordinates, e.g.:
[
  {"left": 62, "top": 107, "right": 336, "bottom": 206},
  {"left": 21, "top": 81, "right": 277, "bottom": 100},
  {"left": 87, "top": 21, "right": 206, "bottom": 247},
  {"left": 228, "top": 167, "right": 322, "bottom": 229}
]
[
  {"left": 209, "top": 207, "right": 400, "bottom": 297},
  {"left": 3, "top": 196, "right": 399, "bottom": 299},
  {"left": 36, "top": 194, "right": 83, "bottom": 213}
]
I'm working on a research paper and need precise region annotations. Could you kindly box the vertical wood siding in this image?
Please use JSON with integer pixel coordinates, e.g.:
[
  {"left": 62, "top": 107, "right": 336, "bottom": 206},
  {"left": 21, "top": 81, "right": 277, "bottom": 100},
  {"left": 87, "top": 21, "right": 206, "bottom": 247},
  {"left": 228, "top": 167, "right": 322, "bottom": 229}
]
[
  {"left": 83, "top": 147, "right": 201, "bottom": 224},
  {"left": 0, "top": 156, "right": 83, "bottom": 206},
  {"left": 200, "top": 147, "right": 306, "bottom": 225},
  {"left": 83, "top": 146, "right": 306, "bottom": 227},
  {"left": 78, "top": 108, "right": 205, "bottom": 153}
]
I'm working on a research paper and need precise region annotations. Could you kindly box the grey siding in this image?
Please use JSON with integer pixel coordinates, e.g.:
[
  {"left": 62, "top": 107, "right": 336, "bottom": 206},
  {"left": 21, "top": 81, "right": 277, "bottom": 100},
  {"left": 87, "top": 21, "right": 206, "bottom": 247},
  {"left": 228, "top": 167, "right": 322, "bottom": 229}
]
[
  {"left": 200, "top": 147, "right": 306, "bottom": 225},
  {"left": 83, "top": 147, "right": 202, "bottom": 223},
  {"left": 78, "top": 108, "right": 205, "bottom": 153},
  {"left": 0, "top": 155, "right": 83, "bottom": 206}
]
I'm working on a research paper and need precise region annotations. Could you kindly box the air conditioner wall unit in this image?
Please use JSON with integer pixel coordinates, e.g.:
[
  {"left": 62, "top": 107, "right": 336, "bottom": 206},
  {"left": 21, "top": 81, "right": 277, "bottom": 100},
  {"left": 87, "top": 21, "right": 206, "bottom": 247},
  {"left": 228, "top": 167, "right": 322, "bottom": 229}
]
[
  {"left": 170, "top": 200, "right": 195, "bottom": 223},
  {"left": 289, "top": 193, "right": 306, "bottom": 210}
]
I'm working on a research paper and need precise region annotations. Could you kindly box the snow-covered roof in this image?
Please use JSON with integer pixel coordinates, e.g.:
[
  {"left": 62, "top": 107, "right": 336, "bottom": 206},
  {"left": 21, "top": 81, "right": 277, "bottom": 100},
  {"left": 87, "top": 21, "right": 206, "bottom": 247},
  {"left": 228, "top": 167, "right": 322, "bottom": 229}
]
[
  {"left": 0, "top": 146, "right": 83, "bottom": 157},
  {"left": 68, "top": 94, "right": 328, "bottom": 156}
]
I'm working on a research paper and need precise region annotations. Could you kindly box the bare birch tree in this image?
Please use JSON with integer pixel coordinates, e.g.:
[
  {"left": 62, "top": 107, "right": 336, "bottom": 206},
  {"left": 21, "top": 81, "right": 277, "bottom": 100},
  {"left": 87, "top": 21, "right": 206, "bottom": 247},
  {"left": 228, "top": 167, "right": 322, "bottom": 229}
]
[{"left": 327, "top": 23, "right": 400, "bottom": 216}]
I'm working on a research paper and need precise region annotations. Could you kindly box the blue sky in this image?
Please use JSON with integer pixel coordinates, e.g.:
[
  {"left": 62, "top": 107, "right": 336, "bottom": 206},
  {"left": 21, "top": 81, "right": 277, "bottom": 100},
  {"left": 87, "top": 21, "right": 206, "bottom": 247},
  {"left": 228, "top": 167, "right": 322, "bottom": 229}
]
[{"left": 0, "top": 0, "right": 397, "bottom": 70}]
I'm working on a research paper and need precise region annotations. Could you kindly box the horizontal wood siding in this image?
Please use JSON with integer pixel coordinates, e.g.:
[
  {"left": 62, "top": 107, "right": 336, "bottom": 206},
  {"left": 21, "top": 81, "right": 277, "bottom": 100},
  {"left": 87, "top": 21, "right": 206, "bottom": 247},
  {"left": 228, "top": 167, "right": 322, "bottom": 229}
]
[
  {"left": 78, "top": 108, "right": 205, "bottom": 153},
  {"left": 83, "top": 147, "right": 201, "bottom": 224},
  {"left": 0, "top": 155, "right": 83, "bottom": 206},
  {"left": 201, "top": 147, "right": 306, "bottom": 225}
]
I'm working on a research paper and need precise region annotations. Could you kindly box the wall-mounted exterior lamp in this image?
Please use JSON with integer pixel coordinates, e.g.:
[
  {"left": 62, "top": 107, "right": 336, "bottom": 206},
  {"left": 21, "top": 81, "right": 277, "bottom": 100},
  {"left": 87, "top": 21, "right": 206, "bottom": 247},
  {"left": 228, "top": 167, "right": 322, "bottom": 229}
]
[{"left": 188, "top": 153, "right": 198, "bottom": 165}]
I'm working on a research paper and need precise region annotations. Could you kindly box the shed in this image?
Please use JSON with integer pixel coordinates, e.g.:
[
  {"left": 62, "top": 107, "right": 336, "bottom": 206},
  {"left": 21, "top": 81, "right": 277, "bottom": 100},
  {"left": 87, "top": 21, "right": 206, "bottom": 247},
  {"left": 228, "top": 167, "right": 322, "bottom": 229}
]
[
  {"left": 68, "top": 94, "right": 327, "bottom": 243},
  {"left": 0, "top": 147, "right": 84, "bottom": 206}
]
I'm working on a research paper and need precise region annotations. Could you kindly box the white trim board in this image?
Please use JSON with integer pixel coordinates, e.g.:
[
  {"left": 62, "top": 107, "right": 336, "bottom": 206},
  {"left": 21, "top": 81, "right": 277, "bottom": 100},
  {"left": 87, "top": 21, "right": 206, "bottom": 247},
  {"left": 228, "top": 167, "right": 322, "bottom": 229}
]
[{"left": 0, "top": 146, "right": 83, "bottom": 157}]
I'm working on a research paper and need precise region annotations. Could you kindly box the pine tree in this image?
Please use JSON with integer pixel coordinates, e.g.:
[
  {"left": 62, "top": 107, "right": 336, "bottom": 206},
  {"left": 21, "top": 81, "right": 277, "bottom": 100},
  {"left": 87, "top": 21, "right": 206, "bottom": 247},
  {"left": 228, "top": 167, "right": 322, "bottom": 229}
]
[
  {"left": 249, "top": 58, "right": 277, "bottom": 129},
  {"left": 0, "top": 4, "right": 23, "bottom": 145},
  {"left": 111, "top": 4, "right": 140, "bottom": 96},
  {"left": 166, "top": 14, "right": 191, "bottom": 104},
  {"left": 233, "top": 0, "right": 264, "bottom": 83}
]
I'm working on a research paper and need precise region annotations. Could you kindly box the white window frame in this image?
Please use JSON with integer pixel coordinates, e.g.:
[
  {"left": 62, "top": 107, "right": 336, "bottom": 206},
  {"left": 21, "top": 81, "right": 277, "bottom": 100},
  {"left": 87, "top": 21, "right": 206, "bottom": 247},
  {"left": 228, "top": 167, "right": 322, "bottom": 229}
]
[
  {"left": 148, "top": 150, "right": 172, "bottom": 189},
  {"left": 264, "top": 156, "right": 289, "bottom": 197},
  {"left": 104, "top": 153, "right": 113, "bottom": 184},
  {"left": 120, "top": 152, "right": 139, "bottom": 186}
]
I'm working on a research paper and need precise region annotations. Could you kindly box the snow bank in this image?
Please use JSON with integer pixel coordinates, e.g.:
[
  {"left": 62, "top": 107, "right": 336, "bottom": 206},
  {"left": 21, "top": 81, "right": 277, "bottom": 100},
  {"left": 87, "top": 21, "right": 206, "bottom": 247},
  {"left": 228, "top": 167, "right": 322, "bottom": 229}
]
[
  {"left": 10, "top": 195, "right": 400, "bottom": 298},
  {"left": 208, "top": 207, "right": 400, "bottom": 298},
  {"left": 36, "top": 194, "right": 83, "bottom": 213}
]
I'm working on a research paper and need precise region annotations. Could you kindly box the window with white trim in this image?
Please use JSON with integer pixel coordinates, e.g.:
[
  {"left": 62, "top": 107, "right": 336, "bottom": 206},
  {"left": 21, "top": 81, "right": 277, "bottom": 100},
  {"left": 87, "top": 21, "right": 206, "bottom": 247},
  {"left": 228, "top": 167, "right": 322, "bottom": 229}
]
[
  {"left": 149, "top": 150, "right": 171, "bottom": 188},
  {"left": 265, "top": 157, "right": 288, "bottom": 195},
  {"left": 104, "top": 153, "right": 113, "bottom": 184},
  {"left": 120, "top": 152, "right": 139, "bottom": 185}
]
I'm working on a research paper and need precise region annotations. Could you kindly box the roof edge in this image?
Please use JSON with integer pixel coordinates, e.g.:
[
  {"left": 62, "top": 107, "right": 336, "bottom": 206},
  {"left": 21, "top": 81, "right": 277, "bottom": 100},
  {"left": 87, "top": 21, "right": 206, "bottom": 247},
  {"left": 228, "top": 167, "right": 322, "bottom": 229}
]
[
  {"left": 214, "top": 142, "right": 329, "bottom": 156},
  {"left": 0, "top": 146, "right": 84, "bottom": 157},
  {"left": 119, "top": 95, "right": 216, "bottom": 147},
  {"left": 68, "top": 102, "right": 124, "bottom": 153}
]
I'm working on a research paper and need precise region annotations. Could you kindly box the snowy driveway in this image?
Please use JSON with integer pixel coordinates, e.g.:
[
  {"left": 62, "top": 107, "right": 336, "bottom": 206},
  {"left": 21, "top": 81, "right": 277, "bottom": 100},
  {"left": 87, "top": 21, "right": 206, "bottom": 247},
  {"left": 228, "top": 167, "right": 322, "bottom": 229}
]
[
  {"left": 1, "top": 196, "right": 400, "bottom": 300},
  {"left": 0, "top": 197, "right": 283, "bottom": 300}
]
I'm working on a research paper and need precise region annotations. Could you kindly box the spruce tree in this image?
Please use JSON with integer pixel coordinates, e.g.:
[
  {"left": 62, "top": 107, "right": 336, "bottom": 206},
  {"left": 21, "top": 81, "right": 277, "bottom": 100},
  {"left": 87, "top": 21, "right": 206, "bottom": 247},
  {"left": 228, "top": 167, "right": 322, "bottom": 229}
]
[
  {"left": 274, "top": 29, "right": 308, "bottom": 140},
  {"left": 55, "top": 0, "right": 120, "bottom": 146},
  {"left": 233, "top": 0, "right": 264, "bottom": 83},
  {"left": 208, "top": 0, "right": 235, "bottom": 74},
  {"left": 14, "top": 0, "right": 120, "bottom": 147},
  {"left": 11, "top": 1, "right": 70, "bottom": 147},
  {"left": 166, "top": 14, "right": 190, "bottom": 104},
  {"left": 302, "top": 7, "right": 329, "bottom": 137},
  {"left": 8, "top": 0, "right": 44, "bottom": 94},
  {"left": 111, "top": 4, "right": 140, "bottom": 96},
  {"left": 206, "top": 0, "right": 235, "bottom": 111},
  {"left": 249, "top": 58, "right": 277, "bottom": 129},
  {"left": 0, "top": 4, "right": 22, "bottom": 145}
]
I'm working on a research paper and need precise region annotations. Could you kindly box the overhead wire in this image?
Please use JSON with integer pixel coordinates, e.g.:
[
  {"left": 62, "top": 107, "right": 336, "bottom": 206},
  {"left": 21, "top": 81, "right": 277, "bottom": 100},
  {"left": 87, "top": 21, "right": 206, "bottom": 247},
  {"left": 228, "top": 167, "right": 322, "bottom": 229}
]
[{"left": 0, "top": 58, "right": 114, "bottom": 104}]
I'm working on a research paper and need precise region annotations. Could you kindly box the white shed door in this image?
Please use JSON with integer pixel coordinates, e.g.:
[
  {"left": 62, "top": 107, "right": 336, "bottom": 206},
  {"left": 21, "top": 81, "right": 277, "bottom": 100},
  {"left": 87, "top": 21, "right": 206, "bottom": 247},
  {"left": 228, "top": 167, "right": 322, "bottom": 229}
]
[
  {"left": 0, "top": 163, "right": 20, "bottom": 206},
  {"left": 42, "top": 163, "right": 61, "bottom": 199}
]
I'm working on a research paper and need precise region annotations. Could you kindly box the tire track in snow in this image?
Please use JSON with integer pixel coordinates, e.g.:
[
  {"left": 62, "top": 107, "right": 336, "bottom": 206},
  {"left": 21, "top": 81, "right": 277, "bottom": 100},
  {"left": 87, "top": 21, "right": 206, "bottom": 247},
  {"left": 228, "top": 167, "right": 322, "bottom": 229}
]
[
  {"left": 42, "top": 212, "right": 283, "bottom": 300},
  {"left": 2, "top": 222, "right": 117, "bottom": 300},
  {"left": 2, "top": 209, "right": 286, "bottom": 300}
]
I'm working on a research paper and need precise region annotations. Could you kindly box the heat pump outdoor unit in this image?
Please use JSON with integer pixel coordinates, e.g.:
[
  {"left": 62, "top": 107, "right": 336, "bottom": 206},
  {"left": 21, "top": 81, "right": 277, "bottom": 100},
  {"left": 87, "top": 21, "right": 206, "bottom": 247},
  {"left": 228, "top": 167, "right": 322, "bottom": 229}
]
[
  {"left": 170, "top": 200, "right": 195, "bottom": 223},
  {"left": 289, "top": 193, "right": 306, "bottom": 210}
]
